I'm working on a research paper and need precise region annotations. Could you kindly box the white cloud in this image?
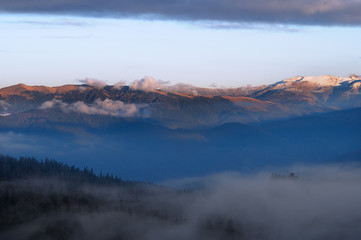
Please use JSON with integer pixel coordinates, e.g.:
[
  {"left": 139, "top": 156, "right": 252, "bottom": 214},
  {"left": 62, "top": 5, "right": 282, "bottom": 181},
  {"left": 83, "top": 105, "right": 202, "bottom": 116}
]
[
  {"left": 79, "top": 78, "right": 107, "bottom": 89},
  {"left": 113, "top": 81, "right": 126, "bottom": 90},
  {"left": 40, "top": 99, "right": 149, "bottom": 118},
  {"left": 0, "top": 100, "right": 11, "bottom": 110},
  {"left": 78, "top": 86, "right": 88, "bottom": 92},
  {"left": 130, "top": 76, "right": 169, "bottom": 91},
  {"left": 39, "top": 99, "right": 64, "bottom": 110},
  {"left": 166, "top": 83, "right": 198, "bottom": 94}
]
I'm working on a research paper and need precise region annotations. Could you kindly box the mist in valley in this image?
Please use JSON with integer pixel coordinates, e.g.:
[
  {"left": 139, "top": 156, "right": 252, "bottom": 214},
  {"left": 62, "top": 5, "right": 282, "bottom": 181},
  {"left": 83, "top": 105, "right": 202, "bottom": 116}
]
[
  {"left": 1, "top": 161, "right": 361, "bottom": 240},
  {"left": 1, "top": 105, "right": 361, "bottom": 182}
]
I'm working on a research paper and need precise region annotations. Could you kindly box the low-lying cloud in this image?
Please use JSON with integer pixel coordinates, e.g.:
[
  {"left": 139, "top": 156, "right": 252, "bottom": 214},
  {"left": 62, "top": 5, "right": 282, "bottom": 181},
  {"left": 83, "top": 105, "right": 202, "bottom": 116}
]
[
  {"left": 2, "top": 165, "right": 361, "bottom": 240},
  {"left": 130, "top": 76, "right": 169, "bottom": 91},
  {"left": 166, "top": 83, "right": 199, "bottom": 95},
  {"left": 1, "top": 0, "right": 361, "bottom": 26},
  {"left": 79, "top": 77, "right": 167, "bottom": 91},
  {"left": 79, "top": 78, "right": 107, "bottom": 89},
  {"left": 127, "top": 78, "right": 198, "bottom": 94},
  {"left": 0, "top": 101, "right": 11, "bottom": 117},
  {"left": 77, "top": 76, "right": 240, "bottom": 94},
  {"left": 0, "top": 100, "right": 11, "bottom": 111},
  {"left": 181, "top": 166, "right": 361, "bottom": 240},
  {"left": 113, "top": 81, "right": 126, "bottom": 90},
  {"left": 40, "top": 99, "right": 149, "bottom": 118}
]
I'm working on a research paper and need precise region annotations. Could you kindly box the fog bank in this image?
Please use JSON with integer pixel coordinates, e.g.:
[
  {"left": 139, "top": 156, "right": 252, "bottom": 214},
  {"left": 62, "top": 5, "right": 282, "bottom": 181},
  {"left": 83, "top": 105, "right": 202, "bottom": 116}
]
[{"left": 2, "top": 165, "right": 361, "bottom": 240}]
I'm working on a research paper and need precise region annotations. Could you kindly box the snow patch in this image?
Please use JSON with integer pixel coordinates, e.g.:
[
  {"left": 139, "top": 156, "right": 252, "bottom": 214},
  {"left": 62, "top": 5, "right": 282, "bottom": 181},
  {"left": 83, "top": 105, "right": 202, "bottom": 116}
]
[
  {"left": 283, "top": 76, "right": 303, "bottom": 82},
  {"left": 300, "top": 75, "right": 346, "bottom": 86},
  {"left": 281, "top": 75, "right": 360, "bottom": 87}
]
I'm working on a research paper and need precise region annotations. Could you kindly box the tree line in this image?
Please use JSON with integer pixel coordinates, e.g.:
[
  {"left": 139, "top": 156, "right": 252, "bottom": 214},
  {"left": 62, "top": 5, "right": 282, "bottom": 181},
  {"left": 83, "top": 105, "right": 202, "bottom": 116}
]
[{"left": 0, "top": 155, "right": 133, "bottom": 186}]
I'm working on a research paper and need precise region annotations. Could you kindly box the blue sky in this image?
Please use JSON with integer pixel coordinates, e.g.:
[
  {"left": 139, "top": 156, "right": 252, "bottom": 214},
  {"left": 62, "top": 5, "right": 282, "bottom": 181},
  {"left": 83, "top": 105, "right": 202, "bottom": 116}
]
[{"left": 1, "top": 1, "right": 361, "bottom": 88}]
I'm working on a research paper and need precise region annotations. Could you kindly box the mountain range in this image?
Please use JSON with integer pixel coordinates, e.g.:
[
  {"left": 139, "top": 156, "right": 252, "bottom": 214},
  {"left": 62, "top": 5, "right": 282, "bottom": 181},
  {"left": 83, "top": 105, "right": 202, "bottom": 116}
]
[
  {"left": 1, "top": 74, "right": 361, "bottom": 130},
  {"left": 1, "top": 74, "right": 361, "bottom": 181}
]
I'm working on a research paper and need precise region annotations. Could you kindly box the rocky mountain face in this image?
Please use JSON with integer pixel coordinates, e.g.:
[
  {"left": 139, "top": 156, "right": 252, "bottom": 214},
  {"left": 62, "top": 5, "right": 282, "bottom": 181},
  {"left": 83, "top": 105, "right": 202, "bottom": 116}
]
[{"left": 0, "top": 74, "right": 360, "bottom": 129}]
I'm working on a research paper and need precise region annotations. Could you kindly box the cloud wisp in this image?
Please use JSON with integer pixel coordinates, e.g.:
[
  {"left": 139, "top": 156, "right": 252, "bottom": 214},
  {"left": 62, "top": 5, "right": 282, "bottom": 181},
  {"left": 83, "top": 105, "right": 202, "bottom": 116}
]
[
  {"left": 1, "top": 0, "right": 361, "bottom": 26},
  {"left": 0, "top": 100, "right": 11, "bottom": 117},
  {"left": 40, "top": 99, "right": 149, "bottom": 118},
  {"left": 6, "top": 18, "right": 90, "bottom": 27},
  {"left": 0, "top": 100, "right": 11, "bottom": 111},
  {"left": 195, "top": 21, "right": 300, "bottom": 32}
]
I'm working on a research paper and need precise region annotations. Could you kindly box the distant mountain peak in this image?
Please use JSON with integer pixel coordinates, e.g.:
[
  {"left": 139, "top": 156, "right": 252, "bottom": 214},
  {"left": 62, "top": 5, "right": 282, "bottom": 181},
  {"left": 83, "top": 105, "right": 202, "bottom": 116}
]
[
  {"left": 350, "top": 74, "right": 361, "bottom": 80},
  {"left": 301, "top": 75, "right": 344, "bottom": 86},
  {"left": 280, "top": 74, "right": 361, "bottom": 87},
  {"left": 0, "top": 83, "right": 81, "bottom": 99}
]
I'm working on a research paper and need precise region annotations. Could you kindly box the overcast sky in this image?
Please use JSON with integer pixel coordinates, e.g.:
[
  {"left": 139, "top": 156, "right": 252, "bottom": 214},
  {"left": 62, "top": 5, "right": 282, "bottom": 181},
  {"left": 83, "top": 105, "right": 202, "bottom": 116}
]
[{"left": 1, "top": 0, "right": 361, "bottom": 88}]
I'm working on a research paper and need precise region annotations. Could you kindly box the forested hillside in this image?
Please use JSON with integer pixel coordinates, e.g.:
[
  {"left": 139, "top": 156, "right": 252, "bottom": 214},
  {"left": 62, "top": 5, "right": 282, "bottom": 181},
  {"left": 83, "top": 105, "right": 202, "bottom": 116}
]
[{"left": 0, "top": 155, "right": 128, "bottom": 185}]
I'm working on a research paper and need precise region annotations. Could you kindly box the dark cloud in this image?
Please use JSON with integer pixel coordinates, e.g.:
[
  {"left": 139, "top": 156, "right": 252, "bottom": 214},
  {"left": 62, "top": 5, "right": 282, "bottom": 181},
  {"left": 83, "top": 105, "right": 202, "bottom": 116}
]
[{"left": 0, "top": 0, "right": 361, "bottom": 26}]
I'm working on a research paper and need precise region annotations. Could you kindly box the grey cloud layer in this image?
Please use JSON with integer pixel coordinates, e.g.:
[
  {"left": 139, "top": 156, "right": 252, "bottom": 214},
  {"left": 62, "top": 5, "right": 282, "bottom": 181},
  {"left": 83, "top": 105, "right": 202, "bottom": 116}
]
[
  {"left": 40, "top": 99, "right": 149, "bottom": 118},
  {"left": 1, "top": 0, "right": 361, "bottom": 26}
]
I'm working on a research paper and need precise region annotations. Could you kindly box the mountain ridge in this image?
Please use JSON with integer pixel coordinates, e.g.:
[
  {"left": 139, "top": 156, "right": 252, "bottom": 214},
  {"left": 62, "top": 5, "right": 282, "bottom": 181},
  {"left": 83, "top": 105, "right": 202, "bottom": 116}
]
[{"left": 1, "top": 74, "right": 361, "bottom": 128}]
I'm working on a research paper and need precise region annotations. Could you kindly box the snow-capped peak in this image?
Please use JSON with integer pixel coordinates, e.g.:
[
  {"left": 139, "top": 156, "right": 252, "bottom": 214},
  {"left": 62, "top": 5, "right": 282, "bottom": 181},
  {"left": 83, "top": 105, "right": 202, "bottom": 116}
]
[
  {"left": 282, "top": 75, "right": 361, "bottom": 87},
  {"left": 301, "top": 75, "right": 345, "bottom": 86},
  {"left": 350, "top": 74, "right": 361, "bottom": 81},
  {"left": 283, "top": 76, "right": 303, "bottom": 82}
]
